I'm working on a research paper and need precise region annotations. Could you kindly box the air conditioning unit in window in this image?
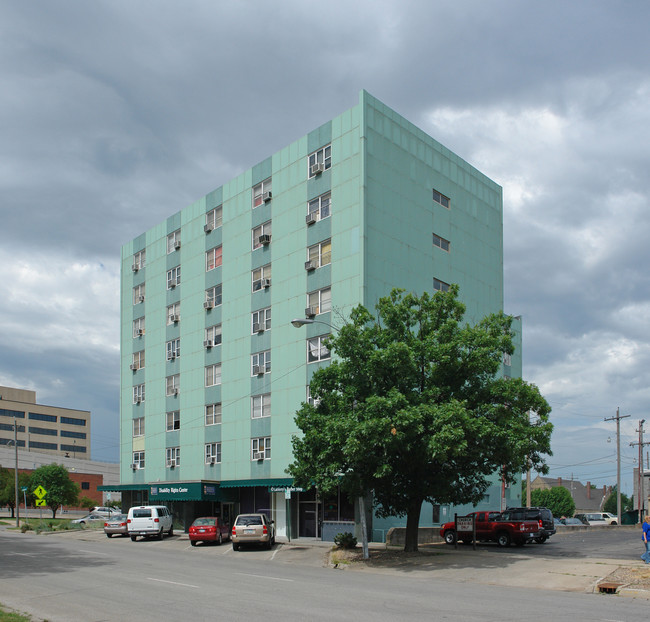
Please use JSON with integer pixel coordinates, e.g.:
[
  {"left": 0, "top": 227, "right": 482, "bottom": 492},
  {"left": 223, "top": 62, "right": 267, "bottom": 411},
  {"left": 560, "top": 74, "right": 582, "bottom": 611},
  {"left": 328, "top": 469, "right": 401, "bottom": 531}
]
[
  {"left": 169, "top": 281, "right": 176, "bottom": 289},
  {"left": 310, "top": 162, "right": 325, "bottom": 176},
  {"left": 129, "top": 463, "right": 138, "bottom": 470},
  {"left": 167, "top": 353, "right": 176, "bottom": 361},
  {"left": 170, "top": 314, "right": 179, "bottom": 323},
  {"left": 203, "top": 339, "right": 213, "bottom": 348},
  {"left": 261, "top": 278, "right": 271, "bottom": 289},
  {"left": 137, "top": 328, "right": 144, "bottom": 336},
  {"left": 305, "top": 260, "right": 317, "bottom": 271},
  {"left": 129, "top": 363, "right": 138, "bottom": 371},
  {"left": 132, "top": 263, "right": 140, "bottom": 272},
  {"left": 138, "top": 295, "right": 145, "bottom": 303},
  {"left": 252, "top": 365, "right": 263, "bottom": 376},
  {"left": 254, "top": 452, "right": 264, "bottom": 461},
  {"left": 209, "top": 457, "right": 216, "bottom": 465},
  {"left": 167, "top": 460, "right": 176, "bottom": 468},
  {"left": 305, "top": 306, "right": 317, "bottom": 318},
  {"left": 204, "top": 223, "right": 213, "bottom": 233},
  {"left": 253, "top": 322, "right": 264, "bottom": 333},
  {"left": 204, "top": 300, "right": 214, "bottom": 310},
  {"left": 258, "top": 234, "right": 271, "bottom": 245},
  {"left": 306, "top": 213, "right": 317, "bottom": 226},
  {"left": 262, "top": 191, "right": 272, "bottom": 202},
  {"left": 135, "top": 397, "right": 142, "bottom": 404},
  {"left": 172, "top": 388, "right": 179, "bottom": 396},
  {"left": 174, "top": 240, "right": 181, "bottom": 250}
]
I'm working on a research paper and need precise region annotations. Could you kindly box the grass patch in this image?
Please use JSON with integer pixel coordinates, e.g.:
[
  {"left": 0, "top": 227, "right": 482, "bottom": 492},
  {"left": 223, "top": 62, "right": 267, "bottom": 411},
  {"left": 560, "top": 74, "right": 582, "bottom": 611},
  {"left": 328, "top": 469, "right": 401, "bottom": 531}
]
[{"left": 0, "top": 604, "right": 34, "bottom": 621}]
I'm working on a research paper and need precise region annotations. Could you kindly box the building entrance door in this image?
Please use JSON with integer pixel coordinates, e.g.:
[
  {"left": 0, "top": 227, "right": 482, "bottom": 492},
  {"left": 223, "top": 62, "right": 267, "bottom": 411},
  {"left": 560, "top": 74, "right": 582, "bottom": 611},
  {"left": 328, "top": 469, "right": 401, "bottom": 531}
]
[{"left": 298, "top": 490, "right": 321, "bottom": 538}]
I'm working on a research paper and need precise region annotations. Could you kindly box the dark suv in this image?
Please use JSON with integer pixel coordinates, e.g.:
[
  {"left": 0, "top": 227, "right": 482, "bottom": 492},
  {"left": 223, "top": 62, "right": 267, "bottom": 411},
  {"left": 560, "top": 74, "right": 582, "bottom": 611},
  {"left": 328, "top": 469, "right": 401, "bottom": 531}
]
[{"left": 506, "top": 507, "right": 556, "bottom": 543}]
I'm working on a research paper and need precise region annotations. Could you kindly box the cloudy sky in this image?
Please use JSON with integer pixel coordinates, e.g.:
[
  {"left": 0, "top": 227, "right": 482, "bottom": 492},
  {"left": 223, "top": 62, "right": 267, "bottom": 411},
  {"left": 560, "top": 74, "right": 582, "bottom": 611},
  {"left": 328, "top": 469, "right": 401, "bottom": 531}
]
[{"left": 1, "top": 0, "right": 648, "bottom": 494}]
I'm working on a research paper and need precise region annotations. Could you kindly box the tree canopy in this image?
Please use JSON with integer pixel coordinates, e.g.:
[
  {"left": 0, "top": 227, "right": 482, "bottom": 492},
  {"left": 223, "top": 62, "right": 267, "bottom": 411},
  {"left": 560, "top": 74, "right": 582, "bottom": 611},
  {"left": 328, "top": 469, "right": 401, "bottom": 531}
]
[
  {"left": 288, "top": 287, "right": 553, "bottom": 552},
  {"left": 28, "top": 464, "right": 79, "bottom": 518},
  {"left": 603, "top": 486, "right": 632, "bottom": 514},
  {"left": 530, "top": 486, "right": 575, "bottom": 518},
  {"left": 0, "top": 468, "right": 32, "bottom": 518}
]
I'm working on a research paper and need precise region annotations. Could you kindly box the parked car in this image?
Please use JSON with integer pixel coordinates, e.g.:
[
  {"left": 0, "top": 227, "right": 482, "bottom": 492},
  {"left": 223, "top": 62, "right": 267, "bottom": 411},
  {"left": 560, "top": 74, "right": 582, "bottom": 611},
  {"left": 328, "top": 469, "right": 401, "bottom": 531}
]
[
  {"left": 601, "top": 512, "right": 618, "bottom": 525},
  {"left": 127, "top": 505, "right": 174, "bottom": 541},
  {"left": 231, "top": 513, "right": 275, "bottom": 550},
  {"left": 506, "top": 507, "right": 556, "bottom": 542},
  {"left": 561, "top": 517, "right": 584, "bottom": 526},
  {"left": 575, "top": 512, "right": 609, "bottom": 526},
  {"left": 104, "top": 513, "right": 128, "bottom": 537},
  {"left": 439, "top": 510, "right": 541, "bottom": 547},
  {"left": 90, "top": 506, "right": 121, "bottom": 518},
  {"left": 189, "top": 517, "right": 230, "bottom": 546},
  {"left": 72, "top": 513, "right": 105, "bottom": 525}
]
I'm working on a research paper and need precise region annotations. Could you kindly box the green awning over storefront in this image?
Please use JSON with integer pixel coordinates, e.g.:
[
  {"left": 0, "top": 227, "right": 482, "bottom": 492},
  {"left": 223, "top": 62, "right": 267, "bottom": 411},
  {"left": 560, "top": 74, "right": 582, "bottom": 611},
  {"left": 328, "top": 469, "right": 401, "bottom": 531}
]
[
  {"left": 219, "top": 478, "right": 294, "bottom": 488},
  {"left": 99, "top": 481, "right": 221, "bottom": 501}
]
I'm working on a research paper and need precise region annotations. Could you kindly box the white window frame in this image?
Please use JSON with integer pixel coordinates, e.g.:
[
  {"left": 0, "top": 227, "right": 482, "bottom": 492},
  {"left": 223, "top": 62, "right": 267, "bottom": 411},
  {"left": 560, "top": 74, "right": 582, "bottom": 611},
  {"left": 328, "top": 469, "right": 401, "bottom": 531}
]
[
  {"left": 251, "top": 350, "right": 271, "bottom": 375},
  {"left": 252, "top": 178, "right": 272, "bottom": 208},
  {"left": 133, "top": 384, "right": 145, "bottom": 403},
  {"left": 133, "top": 417, "right": 145, "bottom": 437},
  {"left": 433, "top": 189, "right": 450, "bottom": 209},
  {"left": 166, "top": 446, "right": 180, "bottom": 466},
  {"left": 307, "top": 386, "right": 321, "bottom": 407},
  {"left": 205, "top": 442, "right": 221, "bottom": 464},
  {"left": 167, "top": 302, "right": 180, "bottom": 325},
  {"left": 251, "top": 437, "right": 271, "bottom": 460},
  {"left": 433, "top": 278, "right": 450, "bottom": 292},
  {"left": 251, "top": 393, "right": 271, "bottom": 419},
  {"left": 132, "top": 450, "right": 145, "bottom": 469},
  {"left": 206, "top": 245, "right": 223, "bottom": 271},
  {"left": 205, "top": 324, "right": 222, "bottom": 346},
  {"left": 133, "top": 250, "right": 146, "bottom": 270},
  {"left": 133, "top": 283, "right": 145, "bottom": 305},
  {"left": 307, "top": 287, "right": 331, "bottom": 315},
  {"left": 307, "top": 239, "right": 331, "bottom": 268},
  {"left": 307, "top": 192, "right": 331, "bottom": 221},
  {"left": 132, "top": 350, "right": 145, "bottom": 370},
  {"left": 205, "top": 403, "right": 222, "bottom": 426},
  {"left": 205, "top": 364, "right": 222, "bottom": 387},
  {"left": 167, "top": 266, "right": 181, "bottom": 289},
  {"left": 252, "top": 221, "right": 272, "bottom": 250},
  {"left": 166, "top": 338, "right": 180, "bottom": 361},
  {"left": 166, "top": 410, "right": 180, "bottom": 432},
  {"left": 205, "top": 285, "right": 222, "bottom": 307},
  {"left": 205, "top": 206, "right": 223, "bottom": 231},
  {"left": 307, "top": 335, "right": 331, "bottom": 363},
  {"left": 252, "top": 264, "right": 271, "bottom": 292},
  {"left": 166, "top": 374, "right": 180, "bottom": 396},
  {"left": 432, "top": 233, "right": 450, "bottom": 252},
  {"left": 167, "top": 229, "right": 181, "bottom": 253},
  {"left": 251, "top": 307, "right": 271, "bottom": 333},
  {"left": 503, "top": 353, "right": 512, "bottom": 367},
  {"left": 132, "top": 317, "right": 145, "bottom": 338},
  {"left": 308, "top": 145, "right": 332, "bottom": 178}
]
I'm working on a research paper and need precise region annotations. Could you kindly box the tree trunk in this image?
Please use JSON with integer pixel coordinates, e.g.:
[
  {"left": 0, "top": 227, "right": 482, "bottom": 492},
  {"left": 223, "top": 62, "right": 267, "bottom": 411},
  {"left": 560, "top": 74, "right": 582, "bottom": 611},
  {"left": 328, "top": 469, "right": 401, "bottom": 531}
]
[{"left": 404, "top": 499, "right": 423, "bottom": 552}]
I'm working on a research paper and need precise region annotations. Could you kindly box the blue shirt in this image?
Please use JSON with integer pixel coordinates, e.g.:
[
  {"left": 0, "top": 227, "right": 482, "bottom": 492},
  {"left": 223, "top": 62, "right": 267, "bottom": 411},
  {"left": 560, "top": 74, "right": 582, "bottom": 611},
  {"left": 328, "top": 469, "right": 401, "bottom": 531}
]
[{"left": 642, "top": 521, "right": 650, "bottom": 542}]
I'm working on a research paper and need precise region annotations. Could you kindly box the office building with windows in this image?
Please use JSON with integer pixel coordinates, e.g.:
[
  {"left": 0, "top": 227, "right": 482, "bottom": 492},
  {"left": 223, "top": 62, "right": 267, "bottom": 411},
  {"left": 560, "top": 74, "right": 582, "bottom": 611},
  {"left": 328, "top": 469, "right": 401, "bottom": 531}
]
[{"left": 107, "top": 91, "right": 522, "bottom": 540}]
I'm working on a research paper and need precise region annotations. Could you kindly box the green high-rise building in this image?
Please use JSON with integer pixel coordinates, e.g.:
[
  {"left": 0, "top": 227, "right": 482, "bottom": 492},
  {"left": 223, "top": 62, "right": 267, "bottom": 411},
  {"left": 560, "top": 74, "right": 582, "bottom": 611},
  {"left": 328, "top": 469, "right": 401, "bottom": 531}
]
[{"left": 108, "top": 91, "right": 522, "bottom": 541}]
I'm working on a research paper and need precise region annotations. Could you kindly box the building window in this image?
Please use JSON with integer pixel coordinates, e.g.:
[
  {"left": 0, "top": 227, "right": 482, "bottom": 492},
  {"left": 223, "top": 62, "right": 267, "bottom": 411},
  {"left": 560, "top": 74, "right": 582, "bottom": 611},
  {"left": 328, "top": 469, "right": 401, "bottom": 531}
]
[
  {"left": 81, "top": 481, "right": 90, "bottom": 490},
  {"left": 167, "top": 266, "right": 181, "bottom": 289},
  {"left": 503, "top": 353, "right": 512, "bottom": 367},
  {"left": 432, "top": 233, "right": 450, "bottom": 252},
  {"left": 252, "top": 264, "right": 271, "bottom": 292},
  {"left": 166, "top": 411, "right": 180, "bottom": 431},
  {"left": 252, "top": 307, "right": 271, "bottom": 333},
  {"left": 133, "top": 384, "right": 145, "bottom": 404},
  {"left": 308, "top": 335, "right": 331, "bottom": 363},
  {"left": 205, "top": 206, "right": 222, "bottom": 231},
  {"left": 132, "top": 249, "right": 146, "bottom": 271},
  {"left": 251, "top": 350, "right": 271, "bottom": 375},
  {"left": 307, "top": 192, "right": 331, "bottom": 221},
  {"left": 433, "top": 278, "right": 450, "bottom": 292},
  {"left": 166, "top": 338, "right": 180, "bottom": 361},
  {"left": 252, "top": 437, "right": 271, "bottom": 460},
  {"left": 132, "top": 350, "right": 145, "bottom": 371},
  {"left": 206, "top": 245, "right": 223, "bottom": 271},
  {"left": 205, "top": 285, "right": 222, "bottom": 308},
  {"left": 205, "top": 442, "right": 221, "bottom": 464},
  {"left": 60, "top": 416, "right": 85, "bottom": 426},
  {"left": 166, "top": 374, "right": 180, "bottom": 396},
  {"left": 307, "top": 386, "right": 321, "bottom": 407},
  {"left": 132, "top": 317, "right": 145, "bottom": 338},
  {"left": 166, "top": 446, "right": 180, "bottom": 467},
  {"left": 433, "top": 189, "right": 450, "bottom": 208},
  {"left": 132, "top": 450, "right": 145, "bottom": 469},
  {"left": 31, "top": 441, "right": 57, "bottom": 451},
  {"left": 308, "top": 144, "right": 332, "bottom": 177},
  {"left": 167, "top": 229, "right": 181, "bottom": 253},
  {"left": 205, "top": 403, "right": 222, "bottom": 426},
  {"left": 205, "top": 324, "right": 222, "bottom": 346},
  {"left": 307, "top": 287, "right": 331, "bottom": 315},
  {"left": 61, "top": 430, "right": 86, "bottom": 439},
  {"left": 167, "top": 302, "right": 180, "bottom": 325},
  {"left": 133, "top": 417, "right": 145, "bottom": 437},
  {"left": 252, "top": 221, "right": 272, "bottom": 250},
  {"left": 307, "top": 239, "right": 331, "bottom": 268},
  {"left": 205, "top": 364, "right": 222, "bottom": 387},
  {"left": 133, "top": 283, "right": 145, "bottom": 305},
  {"left": 251, "top": 393, "right": 271, "bottom": 419},
  {"left": 29, "top": 427, "right": 57, "bottom": 436},
  {"left": 28, "top": 413, "right": 57, "bottom": 422},
  {"left": 252, "top": 178, "right": 272, "bottom": 208}
]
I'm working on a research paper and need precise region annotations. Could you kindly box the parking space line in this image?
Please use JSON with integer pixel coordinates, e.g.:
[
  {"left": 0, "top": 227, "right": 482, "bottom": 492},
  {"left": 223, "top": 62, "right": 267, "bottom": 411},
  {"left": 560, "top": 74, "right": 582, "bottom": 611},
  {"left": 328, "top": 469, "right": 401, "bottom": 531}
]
[
  {"left": 148, "top": 577, "right": 199, "bottom": 589},
  {"left": 234, "top": 572, "right": 293, "bottom": 582}
]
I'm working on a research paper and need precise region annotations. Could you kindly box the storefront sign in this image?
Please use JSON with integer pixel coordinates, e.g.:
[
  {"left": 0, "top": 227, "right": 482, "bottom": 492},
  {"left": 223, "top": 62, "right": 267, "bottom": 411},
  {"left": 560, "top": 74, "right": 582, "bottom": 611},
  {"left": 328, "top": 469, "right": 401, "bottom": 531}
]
[{"left": 269, "top": 486, "right": 304, "bottom": 493}]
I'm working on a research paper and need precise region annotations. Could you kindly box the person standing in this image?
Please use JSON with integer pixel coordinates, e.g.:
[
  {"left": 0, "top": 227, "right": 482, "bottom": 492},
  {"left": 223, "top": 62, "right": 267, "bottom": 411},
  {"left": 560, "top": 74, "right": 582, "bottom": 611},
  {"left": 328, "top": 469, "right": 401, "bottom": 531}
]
[{"left": 641, "top": 515, "right": 650, "bottom": 564}]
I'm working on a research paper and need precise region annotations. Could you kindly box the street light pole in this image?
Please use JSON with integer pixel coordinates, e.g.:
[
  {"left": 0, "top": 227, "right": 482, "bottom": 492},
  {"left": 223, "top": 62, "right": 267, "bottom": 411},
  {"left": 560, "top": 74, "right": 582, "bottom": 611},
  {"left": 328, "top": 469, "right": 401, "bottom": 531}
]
[
  {"left": 605, "top": 408, "right": 629, "bottom": 526},
  {"left": 13, "top": 417, "right": 19, "bottom": 528}
]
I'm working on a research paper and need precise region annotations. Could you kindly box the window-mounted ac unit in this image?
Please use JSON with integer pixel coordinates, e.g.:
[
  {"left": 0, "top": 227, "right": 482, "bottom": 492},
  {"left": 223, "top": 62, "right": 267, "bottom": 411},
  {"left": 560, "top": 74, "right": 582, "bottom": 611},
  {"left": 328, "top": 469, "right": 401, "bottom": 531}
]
[
  {"left": 306, "top": 213, "right": 317, "bottom": 225},
  {"left": 203, "top": 339, "right": 213, "bottom": 348},
  {"left": 170, "top": 314, "right": 179, "bottom": 323},
  {"left": 310, "top": 162, "right": 325, "bottom": 176},
  {"left": 174, "top": 240, "right": 181, "bottom": 250},
  {"left": 262, "top": 191, "right": 272, "bottom": 202},
  {"left": 135, "top": 397, "right": 142, "bottom": 404},
  {"left": 137, "top": 328, "right": 144, "bottom": 336},
  {"left": 129, "top": 363, "right": 138, "bottom": 371},
  {"left": 169, "top": 281, "right": 176, "bottom": 289},
  {"left": 209, "top": 457, "right": 216, "bottom": 465},
  {"left": 172, "top": 387, "right": 179, "bottom": 396},
  {"left": 253, "top": 322, "right": 264, "bottom": 333},
  {"left": 261, "top": 278, "right": 271, "bottom": 289},
  {"left": 132, "top": 263, "right": 140, "bottom": 272},
  {"left": 167, "top": 460, "right": 176, "bottom": 468},
  {"left": 138, "top": 295, "right": 145, "bottom": 303},
  {"left": 258, "top": 234, "right": 271, "bottom": 245},
  {"left": 254, "top": 452, "right": 264, "bottom": 461},
  {"left": 204, "top": 300, "right": 214, "bottom": 309},
  {"left": 305, "top": 306, "right": 317, "bottom": 318},
  {"left": 252, "top": 365, "right": 263, "bottom": 376},
  {"left": 204, "top": 223, "right": 213, "bottom": 233},
  {"left": 305, "top": 260, "right": 317, "bottom": 271},
  {"left": 129, "top": 463, "right": 138, "bottom": 470},
  {"left": 167, "top": 353, "right": 176, "bottom": 361}
]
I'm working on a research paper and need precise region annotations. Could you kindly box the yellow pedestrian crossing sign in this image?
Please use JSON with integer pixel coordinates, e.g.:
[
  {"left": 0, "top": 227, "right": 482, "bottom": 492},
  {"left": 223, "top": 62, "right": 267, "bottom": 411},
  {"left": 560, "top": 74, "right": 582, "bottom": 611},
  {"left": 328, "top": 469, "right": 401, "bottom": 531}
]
[
  {"left": 35, "top": 500, "right": 47, "bottom": 507},
  {"left": 33, "top": 486, "right": 47, "bottom": 499}
]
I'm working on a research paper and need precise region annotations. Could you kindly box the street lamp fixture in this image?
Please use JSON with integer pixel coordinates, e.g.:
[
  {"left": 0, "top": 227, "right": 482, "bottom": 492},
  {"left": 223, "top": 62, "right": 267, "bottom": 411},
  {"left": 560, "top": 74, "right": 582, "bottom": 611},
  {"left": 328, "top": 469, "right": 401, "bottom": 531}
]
[{"left": 291, "top": 318, "right": 315, "bottom": 328}]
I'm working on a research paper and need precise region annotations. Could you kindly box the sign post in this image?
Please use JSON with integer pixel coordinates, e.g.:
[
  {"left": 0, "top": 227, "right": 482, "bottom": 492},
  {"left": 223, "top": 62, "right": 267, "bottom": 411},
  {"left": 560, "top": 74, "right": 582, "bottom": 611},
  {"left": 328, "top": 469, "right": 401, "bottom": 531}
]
[{"left": 33, "top": 485, "right": 47, "bottom": 523}]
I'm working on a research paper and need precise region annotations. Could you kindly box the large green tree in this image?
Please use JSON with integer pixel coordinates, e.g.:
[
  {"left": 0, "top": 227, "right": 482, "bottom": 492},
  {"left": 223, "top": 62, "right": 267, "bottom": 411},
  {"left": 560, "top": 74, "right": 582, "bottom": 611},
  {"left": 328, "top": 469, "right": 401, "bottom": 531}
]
[
  {"left": 289, "top": 287, "right": 552, "bottom": 552},
  {"left": 603, "top": 486, "right": 633, "bottom": 514},
  {"left": 530, "top": 486, "right": 575, "bottom": 517},
  {"left": 28, "top": 464, "right": 79, "bottom": 518},
  {"left": 0, "top": 468, "right": 32, "bottom": 518}
]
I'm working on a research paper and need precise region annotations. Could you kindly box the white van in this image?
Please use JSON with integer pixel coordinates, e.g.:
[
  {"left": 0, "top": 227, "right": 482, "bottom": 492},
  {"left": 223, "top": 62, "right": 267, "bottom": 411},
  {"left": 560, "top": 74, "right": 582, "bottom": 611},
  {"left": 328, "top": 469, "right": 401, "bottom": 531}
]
[{"left": 127, "top": 505, "right": 174, "bottom": 541}]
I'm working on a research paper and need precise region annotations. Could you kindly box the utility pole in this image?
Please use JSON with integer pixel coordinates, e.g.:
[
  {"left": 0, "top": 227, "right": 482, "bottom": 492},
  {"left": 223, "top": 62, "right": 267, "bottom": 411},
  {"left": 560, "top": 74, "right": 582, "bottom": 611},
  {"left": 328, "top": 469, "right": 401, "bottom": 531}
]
[
  {"left": 13, "top": 417, "right": 19, "bottom": 528},
  {"left": 605, "top": 408, "right": 630, "bottom": 526},
  {"left": 630, "top": 419, "right": 650, "bottom": 522}
]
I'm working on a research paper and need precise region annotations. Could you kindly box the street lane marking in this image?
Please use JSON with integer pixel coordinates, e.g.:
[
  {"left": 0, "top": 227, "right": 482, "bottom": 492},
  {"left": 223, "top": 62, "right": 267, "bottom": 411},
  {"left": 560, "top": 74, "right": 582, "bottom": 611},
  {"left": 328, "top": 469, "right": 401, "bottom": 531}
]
[
  {"left": 5, "top": 552, "right": 36, "bottom": 557},
  {"left": 234, "top": 572, "right": 293, "bottom": 582},
  {"left": 270, "top": 547, "right": 280, "bottom": 561},
  {"left": 148, "top": 577, "right": 199, "bottom": 589},
  {"left": 78, "top": 549, "right": 111, "bottom": 556}
]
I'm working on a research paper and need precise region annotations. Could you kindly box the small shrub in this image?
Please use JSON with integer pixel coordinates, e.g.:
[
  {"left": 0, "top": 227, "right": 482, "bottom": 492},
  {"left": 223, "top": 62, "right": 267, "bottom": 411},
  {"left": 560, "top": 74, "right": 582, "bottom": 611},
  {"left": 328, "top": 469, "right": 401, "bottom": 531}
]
[
  {"left": 20, "top": 523, "right": 33, "bottom": 533},
  {"left": 333, "top": 532, "right": 357, "bottom": 549}
]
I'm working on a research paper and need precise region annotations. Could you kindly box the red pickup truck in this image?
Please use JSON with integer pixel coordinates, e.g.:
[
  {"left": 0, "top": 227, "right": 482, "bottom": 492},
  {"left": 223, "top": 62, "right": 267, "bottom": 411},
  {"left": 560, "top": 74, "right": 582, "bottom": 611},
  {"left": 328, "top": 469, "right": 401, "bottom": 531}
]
[{"left": 439, "top": 510, "right": 542, "bottom": 547}]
